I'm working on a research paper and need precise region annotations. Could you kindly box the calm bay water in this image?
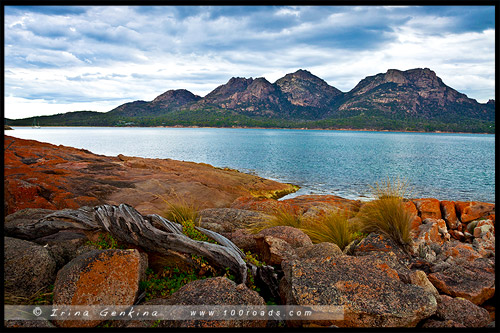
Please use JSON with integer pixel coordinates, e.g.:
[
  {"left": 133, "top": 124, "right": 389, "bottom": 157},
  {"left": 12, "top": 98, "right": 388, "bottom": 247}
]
[{"left": 7, "top": 127, "right": 495, "bottom": 203}]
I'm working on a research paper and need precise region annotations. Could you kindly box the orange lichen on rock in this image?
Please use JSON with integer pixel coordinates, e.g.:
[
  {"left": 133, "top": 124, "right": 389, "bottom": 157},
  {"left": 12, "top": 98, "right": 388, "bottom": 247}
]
[
  {"left": 4, "top": 136, "right": 297, "bottom": 216},
  {"left": 412, "top": 198, "right": 442, "bottom": 220},
  {"left": 455, "top": 201, "right": 495, "bottom": 223}
]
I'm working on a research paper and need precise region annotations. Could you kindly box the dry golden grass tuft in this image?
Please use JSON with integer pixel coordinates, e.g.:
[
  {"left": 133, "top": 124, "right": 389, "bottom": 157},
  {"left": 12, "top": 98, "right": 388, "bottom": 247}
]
[
  {"left": 357, "top": 177, "right": 415, "bottom": 249},
  {"left": 249, "top": 206, "right": 303, "bottom": 234},
  {"left": 301, "top": 209, "right": 362, "bottom": 250}
]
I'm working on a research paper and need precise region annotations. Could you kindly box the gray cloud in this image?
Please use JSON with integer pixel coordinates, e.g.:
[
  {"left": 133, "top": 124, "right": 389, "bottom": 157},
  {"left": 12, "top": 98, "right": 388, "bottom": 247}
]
[{"left": 4, "top": 5, "right": 495, "bottom": 119}]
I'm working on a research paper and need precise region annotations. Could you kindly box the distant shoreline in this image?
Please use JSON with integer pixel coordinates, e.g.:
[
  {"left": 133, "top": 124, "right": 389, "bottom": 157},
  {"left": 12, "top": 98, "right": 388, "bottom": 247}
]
[{"left": 7, "top": 125, "right": 494, "bottom": 135}]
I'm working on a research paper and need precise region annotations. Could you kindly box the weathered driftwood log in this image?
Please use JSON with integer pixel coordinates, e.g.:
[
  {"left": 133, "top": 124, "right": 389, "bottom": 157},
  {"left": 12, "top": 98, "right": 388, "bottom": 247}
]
[
  {"left": 93, "top": 204, "right": 248, "bottom": 283},
  {"left": 5, "top": 204, "right": 279, "bottom": 294}
]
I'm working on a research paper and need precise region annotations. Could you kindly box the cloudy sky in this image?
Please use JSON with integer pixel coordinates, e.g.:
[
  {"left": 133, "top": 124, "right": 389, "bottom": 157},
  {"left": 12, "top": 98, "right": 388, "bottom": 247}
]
[{"left": 4, "top": 5, "right": 495, "bottom": 119}]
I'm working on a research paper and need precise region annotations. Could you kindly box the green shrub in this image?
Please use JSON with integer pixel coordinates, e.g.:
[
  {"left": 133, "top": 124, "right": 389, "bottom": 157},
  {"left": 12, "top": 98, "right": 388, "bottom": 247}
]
[
  {"left": 301, "top": 210, "right": 361, "bottom": 250},
  {"left": 179, "top": 218, "right": 216, "bottom": 244},
  {"left": 86, "top": 233, "right": 123, "bottom": 250},
  {"left": 244, "top": 251, "right": 266, "bottom": 267},
  {"left": 139, "top": 266, "right": 204, "bottom": 301}
]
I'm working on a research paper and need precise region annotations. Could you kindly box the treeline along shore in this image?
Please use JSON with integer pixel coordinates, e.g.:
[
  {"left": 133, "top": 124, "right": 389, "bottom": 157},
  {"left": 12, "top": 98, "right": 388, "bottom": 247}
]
[{"left": 4, "top": 136, "right": 495, "bottom": 328}]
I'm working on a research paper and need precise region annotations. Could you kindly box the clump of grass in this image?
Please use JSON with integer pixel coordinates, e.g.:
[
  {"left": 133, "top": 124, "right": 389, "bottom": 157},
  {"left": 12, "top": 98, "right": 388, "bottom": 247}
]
[
  {"left": 4, "top": 285, "right": 54, "bottom": 305},
  {"left": 157, "top": 194, "right": 217, "bottom": 243},
  {"left": 301, "top": 210, "right": 361, "bottom": 250},
  {"left": 249, "top": 206, "right": 303, "bottom": 233},
  {"left": 163, "top": 199, "right": 200, "bottom": 226},
  {"left": 357, "top": 178, "right": 415, "bottom": 249}
]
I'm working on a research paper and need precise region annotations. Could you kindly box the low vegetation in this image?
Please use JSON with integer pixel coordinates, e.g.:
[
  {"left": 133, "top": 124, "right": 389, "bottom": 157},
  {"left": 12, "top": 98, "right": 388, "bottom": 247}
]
[
  {"left": 301, "top": 210, "right": 363, "bottom": 250},
  {"left": 356, "top": 178, "right": 415, "bottom": 249},
  {"left": 86, "top": 233, "right": 123, "bottom": 250},
  {"left": 140, "top": 266, "right": 204, "bottom": 301},
  {"left": 4, "top": 285, "right": 55, "bottom": 305},
  {"left": 162, "top": 198, "right": 200, "bottom": 226},
  {"left": 249, "top": 206, "right": 303, "bottom": 233},
  {"left": 247, "top": 178, "right": 416, "bottom": 251},
  {"left": 250, "top": 205, "right": 362, "bottom": 250},
  {"left": 158, "top": 195, "right": 216, "bottom": 244}
]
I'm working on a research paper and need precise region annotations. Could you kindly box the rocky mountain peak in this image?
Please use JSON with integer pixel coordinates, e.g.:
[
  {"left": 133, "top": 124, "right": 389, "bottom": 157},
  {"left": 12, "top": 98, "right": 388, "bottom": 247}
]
[
  {"left": 384, "top": 69, "right": 408, "bottom": 84},
  {"left": 92, "top": 67, "right": 495, "bottom": 128},
  {"left": 275, "top": 69, "right": 343, "bottom": 108},
  {"left": 246, "top": 77, "right": 276, "bottom": 95},
  {"left": 351, "top": 68, "right": 445, "bottom": 96},
  {"left": 204, "top": 77, "right": 254, "bottom": 101},
  {"left": 289, "top": 68, "right": 315, "bottom": 78},
  {"left": 151, "top": 89, "right": 201, "bottom": 106},
  {"left": 403, "top": 68, "right": 443, "bottom": 88}
]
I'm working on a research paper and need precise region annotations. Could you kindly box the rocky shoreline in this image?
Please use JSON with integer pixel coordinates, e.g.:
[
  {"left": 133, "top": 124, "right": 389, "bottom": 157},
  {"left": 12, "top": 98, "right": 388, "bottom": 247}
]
[{"left": 3, "top": 136, "right": 495, "bottom": 328}]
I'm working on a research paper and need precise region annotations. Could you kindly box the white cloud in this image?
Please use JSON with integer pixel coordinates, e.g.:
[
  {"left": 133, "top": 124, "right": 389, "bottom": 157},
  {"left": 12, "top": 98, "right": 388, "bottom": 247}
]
[{"left": 4, "top": 96, "right": 114, "bottom": 119}]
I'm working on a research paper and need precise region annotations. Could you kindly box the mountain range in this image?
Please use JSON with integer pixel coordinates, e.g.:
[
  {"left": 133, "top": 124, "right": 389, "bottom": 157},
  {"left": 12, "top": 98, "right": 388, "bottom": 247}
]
[{"left": 5, "top": 68, "right": 495, "bottom": 133}]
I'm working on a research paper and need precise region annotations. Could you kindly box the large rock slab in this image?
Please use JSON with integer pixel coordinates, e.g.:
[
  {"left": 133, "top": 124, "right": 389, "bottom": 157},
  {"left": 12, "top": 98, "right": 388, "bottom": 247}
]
[
  {"left": 412, "top": 198, "right": 442, "bottom": 220},
  {"left": 295, "top": 242, "right": 343, "bottom": 260},
  {"left": 198, "top": 208, "right": 272, "bottom": 233},
  {"left": 52, "top": 249, "right": 147, "bottom": 327},
  {"left": 254, "top": 235, "right": 296, "bottom": 265},
  {"left": 428, "top": 258, "right": 495, "bottom": 305},
  {"left": 4, "top": 237, "right": 57, "bottom": 299},
  {"left": 4, "top": 319, "right": 56, "bottom": 328},
  {"left": 283, "top": 194, "right": 361, "bottom": 217},
  {"left": 222, "top": 228, "right": 258, "bottom": 253},
  {"left": 230, "top": 194, "right": 360, "bottom": 217},
  {"left": 403, "top": 200, "right": 422, "bottom": 232},
  {"left": 158, "top": 277, "right": 267, "bottom": 328},
  {"left": 230, "top": 196, "right": 289, "bottom": 214},
  {"left": 4, "top": 136, "right": 297, "bottom": 216},
  {"left": 257, "top": 225, "right": 312, "bottom": 248},
  {"left": 439, "top": 240, "right": 482, "bottom": 263},
  {"left": 33, "top": 230, "right": 89, "bottom": 270},
  {"left": 352, "top": 232, "right": 409, "bottom": 259},
  {"left": 280, "top": 254, "right": 437, "bottom": 327},
  {"left": 455, "top": 201, "right": 495, "bottom": 223},
  {"left": 421, "top": 319, "right": 466, "bottom": 328},
  {"left": 435, "top": 295, "right": 491, "bottom": 327}
]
